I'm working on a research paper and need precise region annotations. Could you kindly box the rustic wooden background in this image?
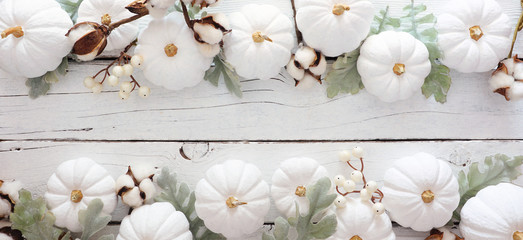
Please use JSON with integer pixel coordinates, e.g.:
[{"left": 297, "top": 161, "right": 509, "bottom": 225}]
[{"left": 1, "top": 0, "right": 523, "bottom": 239}]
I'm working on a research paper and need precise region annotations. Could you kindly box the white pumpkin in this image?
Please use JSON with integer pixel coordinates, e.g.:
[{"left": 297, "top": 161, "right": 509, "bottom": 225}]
[
  {"left": 44, "top": 158, "right": 117, "bottom": 232},
  {"left": 357, "top": 31, "right": 431, "bottom": 102},
  {"left": 116, "top": 202, "right": 192, "bottom": 240},
  {"left": 382, "top": 152, "right": 460, "bottom": 232},
  {"left": 223, "top": 4, "right": 295, "bottom": 80},
  {"left": 296, "top": 0, "right": 374, "bottom": 57},
  {"left": 0, "top": 0, "right": 73, "bottom": 78},
  {"left": 135, "top": 12, "right": 213, "bottom": 90},
  {"left": 460, "top": 183, "right": 523, "bottom": 240},
  {"left": 437, "top": 0, "right": 511, "bottom": 73},
  {"left": 195, "top": 160, "right": 270, "bottom": 239},
  {"left": 328, "top": 198, "right": 395, "bottom": 240},
  {"left": 77, "top": 0, "right": 139, "bottom": 52},
  {"left": 271, "top": 157, "right": 329, "bottom": 217}
]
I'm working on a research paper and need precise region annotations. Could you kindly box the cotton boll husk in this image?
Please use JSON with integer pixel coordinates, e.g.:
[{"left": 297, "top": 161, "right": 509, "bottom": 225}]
[
  {"left": 286, "top": 57, "right": 305, "bottom": 80},
  {"left": 513, "top": 62, "right": 523, "bottom": 80},
  {"left": 294, "top": 46, "right": 316, "bottom": 69},
  {"left": 508, "top": 81, "right": 523, "bottom": 101},
  {"left": 489, "top": 71, "right": 514, "bottom": 91},
  {"left": 309, "top": 54, "right": 327, "bottom": 76}
]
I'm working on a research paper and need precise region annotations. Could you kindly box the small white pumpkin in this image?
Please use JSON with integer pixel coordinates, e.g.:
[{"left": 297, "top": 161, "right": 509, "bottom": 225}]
[
  {"left": 271, "top": 157, "right": 329, "bottom": 217},
  {"left": 460, "top": 183, "right": 523, "bottom": 240},
  {"left": 296, "top": 0, "right": 374, "bottom": 57},
  {"left": 195, "top": 160, "right": 270, "bottom": 239},
  {"left": 328, "top": 198, "right": 395, "bottom": 240},
  {"left": 0, "top": 0, "right": 73, "bottom": 78},
  {"left": 223, "top": 4, "right": 295, "bottom": 80},
  {"left": 382, "top": 152, "right": 460, "bottom": 232},
  {"left": 77, "top": 0, "right": 139, "bottom": 52},
  {"left": 357, "top": 31, "right": 431, "bottom": 102},
  {"left": 135, "top": 12, "right": 213, "bottom": 90},
  {"left": 116, "top": 202, "right": 192, "bottom": 240},
  {"left": 437, "top": 0, "right": 511, "bottom": 73},
  {"left": 44, "top": 158, "right": 117, "bottom": 232}
]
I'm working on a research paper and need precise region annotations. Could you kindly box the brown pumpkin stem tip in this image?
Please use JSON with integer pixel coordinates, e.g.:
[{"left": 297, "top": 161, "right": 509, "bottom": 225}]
[
  {"left": 393, "top": 63, "right": 406, "bottom": 76},
  {"left": 514, "top": 231, "right": 523, "bottom": 240},
  {"left": 1, "top": 26, "right": 24, "bottom": 39},
  {"left": 101, "top": 14, "right": 112, "bottom": 26},
  {"left": 226, "top": 196, "right": 247, "bottom": 208},
  {"left": 421, "top": 190, "right": 435, "bottom": 203},
  {"left": 70, "top": 190, "right": 83, "bottom": 203},
  {"left": 350, "top": 235, "right": 362, "bottom": 240},
  {"left": 332, "top": 4, "right": 350, "bottom": 15},
  {"left": 252, "top": 31, "right": 273, "bottom": 43},
  {"left": 295, "top": 186, "right": 306, "bottom": 197},
  {"left": 469, "top": 25, "right": 484, "bottom": 41},
  {"left": 164, "top": 44, "right": 178, "bottom": 57}
]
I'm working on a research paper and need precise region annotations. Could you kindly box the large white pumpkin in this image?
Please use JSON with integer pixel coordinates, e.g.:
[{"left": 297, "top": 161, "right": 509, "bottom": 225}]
[
  {"left": 195, "top": 160, "right": 270, "bottom": 239},
  {"left": 77, "top": 0, "right": 139, "bottom": 51},
  {"left": 223, "top": 4, "right": 295, "bottom": 80},
  {"left": 357, "top": 31, "right": 431, "bottom": 102},
  {"left": 271, "top": 157, "right": 328, "bottom": 217},
  {"left": 44, "top": 158, "right": 117, "bottom": 232},
  {"left": 135, "top": 12, "right": 213, "bottom": 90},
  {"left": 437, "top": 0, "right": 511, "bottom": 73},
  {"left": 296, "top": 0, "right": 374, "bottom": 57},
  {"left": 0, "top": 0, "right": 73, "bottom": 78},
  {"left": 460, "top": 183, "right": 523, "bottom": 240},
  {"left": 328, "top": 198, "right": 396, "bottom": 240},
  {"left": 382, "top": 152, "right": 460, "bottom": 232},
  {"left": 116, "top": 202, "right": 192, "bottom": 240}
]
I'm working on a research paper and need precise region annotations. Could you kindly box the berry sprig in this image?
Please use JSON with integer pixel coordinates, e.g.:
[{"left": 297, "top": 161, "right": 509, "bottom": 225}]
[
  {"left": 83, "top": 42, "right": 151, "bottom": 100},
  {"left": 332, "top": 147, "right": 385, "bottom": 215}
]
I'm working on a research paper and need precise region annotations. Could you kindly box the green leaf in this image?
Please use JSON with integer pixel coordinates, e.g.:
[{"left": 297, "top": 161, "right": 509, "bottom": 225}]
[
  {"left": 308, "top": 214, "right": 337, "bottom": 239},
  {"left": 204, "top": 55, "right": 243, "bottom": 98},
  {"left": 155, "top": 167, "right": 225, "bottom": 240},
  {"left": 262, "top": 234, "right": 276, "bottom": 240},
  {"left": 26, "top": 75, "right": 51, "bottom": 99},
  {"left": 325, "top": 49, "right": 363, "bottom": 98},
  {"left": 79, "top": 199, "right": 112, "bottom": 240},
  {"left": 56, "top": 0, "right": 84, "bottom": 22},
  {"left": 10, "top": 190, "right": 67, "bottom": 240},
  {"left": 98, "top": 235, "right": 114, "bottom": 240},
  {"left": 273, "top": 217, "right": 290, "bottom": 240},
  {"left": 371, "top": 6, "right": 400, "bottom": 35},
  {"left": 43, "top": 71, "right": 60, "bottom": 84},
  {"left": 56, "top": 57, "right": 69, "bottom": 76},
  {"left": 453, "top": 154, "right": 523, "bottom": 221}
]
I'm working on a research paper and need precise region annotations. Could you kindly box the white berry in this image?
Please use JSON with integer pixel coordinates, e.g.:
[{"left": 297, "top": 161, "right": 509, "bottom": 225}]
[
  {"left": 107, "top": 75, "right": 119, "bottom": 87},
  {"left": 120, "top": 82, "right": 133, "bottom": 93},
  {"left": 333, "top": 175, "right": 346, "bottom": 187},
  {"left": 122, "top": 64, "right": 134, "bottom": 77},
  {"left": 342, "top": 180, "right": 356, "bottom": 193},
  {"left": 338, "top": 150, "right": 351, "bottom": 162},
  {"left": 352, "top": 146, "right": 364, "bottom": 158},
  {"left": 350, "top": 171, "right": 363, "bottom": 183},
  {"left": 372, "top": 202, "right": 385, "bottom": 215},
  {"left": 360, "top": 189, "right": 372, "bottom": 201},
  {"left": 334, "top": 196, "right": 347, "bottom": 208},
  {"left": 131, "top": 55, "right": 144, "bottom": 68},
  {"left": 91, "top": 82, "right": 103, "bottom": 94},
  {"left": 365, "top": 181, "right": 378, "bottom": 193},
  {"left": 119, "top": 90, "right": 130, "bottom": 100},
  {"left": 83, "top": 77, "right": 96, "bottom": 89},
  {"left": 138, "top": 86, "right": 151, "bottom": 98},
  {"left": 112, "top": 65, "right": 124, "bottom": 77}
]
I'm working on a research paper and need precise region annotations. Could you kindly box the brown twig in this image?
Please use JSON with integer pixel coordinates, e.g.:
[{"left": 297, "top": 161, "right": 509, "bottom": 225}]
[
  {"left": 290, "top": 0, "right": 303, "bottom": 43},
  {"left": 180, "top": 1, "right": 194, "bottom": 29},
  {"left": 509, "top": 10, "right": 523, "bottom": 58},
  {"left": 108, "top": 13, "right": 147, "bottom": 32},
  {"left": 90, "top": 41, "right": 139, "bottom": 88},
  {"left": 336, "top": 155, "right": 384, "bottom": 203}
]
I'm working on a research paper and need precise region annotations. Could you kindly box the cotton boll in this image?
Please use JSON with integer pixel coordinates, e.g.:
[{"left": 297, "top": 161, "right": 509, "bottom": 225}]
[
  {"left": 194, "top": 22, "right": 224, "bottom": 45},
  {"left": 1, "top": 181, "right": 22, "bottom": 202},
  {"left": 514, "top": 62, "right": 523, "bottom": 80},
  {"left": 147, "top": 0, "right": 176, "bottom": 18},
  {"left": 115, "top": 175, "right": 135, "bottom": 192},
  {"left": 198, "top": 43, "right": 221, "bottom": 58},
  {"left": 286, "top": 57, "right": 305, "bottom": 80},
  {"left": 502, "top": 58, "right": 515, "bottom": 75},
  {"left": 489, "top": 71, "right": 514, "bottom": 91},
  {"left": 295, "top": 74, "right": 319, "bottom": 89},
  {"left": 294, "top": 46, "right": 317, "bottom": 69},
  {"left": 211, "top": 13, "right": 230, "bottom": 30},
  {"left": 139, "top": 178, "right": 157, "bottom": 202},
  {"left": 131, "top": 164, "right": 157, "bottom": 182},
  {"left": 122, "top": 187, "right": 143, "bottom": 208},
  {"left": 508, "top": 81, "right": 523, "bottom": 101},
  {"left": 309, "top": 53, "right": 327, "bottom": 76},
  {"left": 0, "top": 200, "right": 10, "bottom": 218}
]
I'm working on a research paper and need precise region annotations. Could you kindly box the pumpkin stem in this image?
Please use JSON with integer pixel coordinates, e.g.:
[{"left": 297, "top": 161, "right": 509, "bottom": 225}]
[
  {"left": 0, "top": 180, "right": 3, "bottom": 188},
  {"left": 469, "top": 25, "right": 484, "bottom": 41},
  {"left": 164, "top": 43, "right": 178, "bottom": 57},
  {"left": 1, "top": 26, "right": 24, "bottom": 39},
  {"left": 421, "top": 190, "right": 435, "bottom": 203},
  {"left": 252, "top": 31, "right": 273, "bottom": 43},
  {"left": 514, "top": 231, "right": 523, "bottom": 240},
  {"left": 226, "top": 196, "right": 247, "bottom": 208},
  {"left": 350, "top": 235, "right": 362, "bottom": 240},
  {"left": 393, "top": 63, "right": 406, "bottom": 76},
  {"left": 295, "top": 186, "right": 306, "bottom": 197},
  {"left": 70, "top": 190, "right": 83, "bottom": 203},
  {"left": 332, "top": 4, "right": 350, "bottom": 16},
  {"left": 101, "top": 14, "right": 112, "bottom": 26}
]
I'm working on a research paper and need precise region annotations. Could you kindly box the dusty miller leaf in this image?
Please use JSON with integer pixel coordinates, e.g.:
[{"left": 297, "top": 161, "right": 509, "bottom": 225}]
[
  {"left": 78, "top": 199, "right": 112, "bottom": 240},
  {"left": 10, "top": 190, "right": 67, "bottom": 240},
  {"left": 56, "top": 57, "right": 69, "bottom": 76},
  {"left": 452, "top": 154, "right": 523, "bottom": 221},
  {"left": 26, "top": 74, "right": 51, "bottom": 99},
  {"left": 204, "top": 55, "right": 242, "bottom": 97},
  {"left": 97, "top": 235, "right": 114, "bottom": 240},
  {"left": 56, "top": 0, "right": 84, "bottom": 22},
  {"left": 155, "top": 167, "right": 225, "bottom": 240},
  {"left": 370, "top": 6, "right": 400, "bottom": 35}
]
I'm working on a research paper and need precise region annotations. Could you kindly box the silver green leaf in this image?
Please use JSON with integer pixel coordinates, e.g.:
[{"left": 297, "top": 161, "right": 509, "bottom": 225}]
[
  {"left": 56, "top": 0, "right": 85, "bottom": 22},
  {"left": 97, "top": 235, "right": 115, "bottom": 240},
  {"left": 56, "top": 57, "right": 69, "bottom": 76},
  {"left": 205, "top": 55, "right": 243, "bottom": 98},
  {"left": 26, "top": 75, "right": 52, "bottom": 99},
  {"left": 155, "top": 167, "right": 225, "bottom": 240},
  {"left": 78, "top": 199, "right": 113, "bottom": 240}
]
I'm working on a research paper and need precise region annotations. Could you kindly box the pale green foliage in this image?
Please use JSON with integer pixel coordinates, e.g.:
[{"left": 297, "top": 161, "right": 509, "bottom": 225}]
[
  {"left": 400, "top": 1, "right": 451, "bottom": 103},
  {"left": 205, "top": 55, "right": 243, "bottom": 98},
  {"left": 78, "top": 199, "right": 114, "bottom": 240},
  {"left": 172, "top": 1, "right": 207, "bottom": 18},
  {"left": 263, "top": 177, "right": 337, "bottom": 240},
  {"left": 26, "top": 57, "right": 69, "bottom": 99},
  {"left": 10, "top": 189, "right": 69, "bottom": 240},
  {"left": 453, "top": 154, "right": 523, "bottom": 222},
  {"left": 155, "top": 167, "right": 225, "bottom": 240},
  {"left": 56, "top": 0, "right": 84, "bottom": 22}
]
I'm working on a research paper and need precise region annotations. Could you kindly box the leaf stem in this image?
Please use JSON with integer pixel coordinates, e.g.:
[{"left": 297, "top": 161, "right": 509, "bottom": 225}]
[
  {"left": 409, "top": 0, "right": 421, "bottom": 39},
  {"left": 376, "top": 6, "right": 391, "bottom": 34},
  {"left": 180, "top": 1, "right": 194, "bottom": 29},
  {"left": 290, "top": 0, "right": 303, "bottom": 43},
  {"left": 508, "top": 10, "right": 523, "bottom": 58}
]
